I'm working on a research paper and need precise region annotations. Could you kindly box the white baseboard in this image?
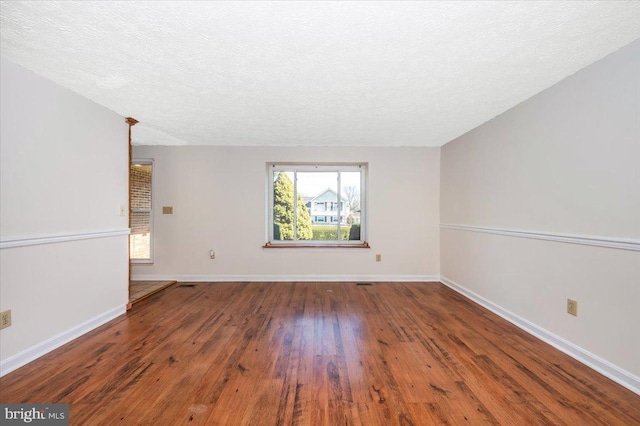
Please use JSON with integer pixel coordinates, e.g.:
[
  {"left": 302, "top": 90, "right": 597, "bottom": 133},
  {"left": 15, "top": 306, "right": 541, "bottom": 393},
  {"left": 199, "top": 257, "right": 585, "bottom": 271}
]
[
  {"left": 131, "top": 274, "right": 440, "bottom": 282},
  {"left": 0, "top": 305, "right": 126, "bottom": 377},
  {"left": 440, "top": 276, "right": 640, "bottom": 396}
]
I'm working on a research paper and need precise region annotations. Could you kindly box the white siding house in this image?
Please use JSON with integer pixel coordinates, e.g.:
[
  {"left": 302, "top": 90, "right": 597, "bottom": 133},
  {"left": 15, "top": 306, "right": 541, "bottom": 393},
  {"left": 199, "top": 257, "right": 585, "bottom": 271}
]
[{"left": 305, "top": 188, "right": 349, "bottom": 224}]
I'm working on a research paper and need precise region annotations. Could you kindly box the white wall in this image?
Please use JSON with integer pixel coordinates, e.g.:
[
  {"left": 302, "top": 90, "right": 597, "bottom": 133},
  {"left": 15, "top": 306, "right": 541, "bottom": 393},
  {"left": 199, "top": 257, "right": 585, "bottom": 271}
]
[
  {"left": 0, "top": 58, "right": 129, "bottom": 372},
  {"left": 131, "top": 146, "right": 440, "bottom": 281},
  {"left": 440, "top": 39, "right": 640, "bottom": 387}
]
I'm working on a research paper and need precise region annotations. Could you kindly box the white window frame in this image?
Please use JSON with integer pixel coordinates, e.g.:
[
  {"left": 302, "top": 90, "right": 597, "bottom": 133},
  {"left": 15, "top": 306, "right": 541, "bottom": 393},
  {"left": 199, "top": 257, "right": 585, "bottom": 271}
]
[
  {"left": 130, "top": 158, "right": 154, "bottom": 263},
  {"left": 266, "top": 163, "right": 368, "bottom": 247}
]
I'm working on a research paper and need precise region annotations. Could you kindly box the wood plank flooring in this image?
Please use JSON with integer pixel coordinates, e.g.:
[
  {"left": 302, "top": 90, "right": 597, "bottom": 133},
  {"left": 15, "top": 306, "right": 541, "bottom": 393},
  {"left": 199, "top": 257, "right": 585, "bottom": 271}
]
[
  {"left": 129, "top": 280, "right": 176, "bottom": 304},
  {"left": 1, "top": 282, "right": 638, "bottom": 425}
]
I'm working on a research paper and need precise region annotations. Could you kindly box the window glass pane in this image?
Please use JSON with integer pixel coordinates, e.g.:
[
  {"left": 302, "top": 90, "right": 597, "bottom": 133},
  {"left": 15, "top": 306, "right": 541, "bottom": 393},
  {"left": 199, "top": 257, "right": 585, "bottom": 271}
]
[
  {"left": 342, "top": 171, "right": 362, "bottom": 240},
  {"left": 130, "top": 163, "right": 152, "bottom": 259},
  {"left": 272, "top": 171, "right": 296, "bottom": 240},
  {"left": 268, "top": 164, "right": 366, "bottom": 245},
  {"left": 130, "top": 211, "right": 150, "bottom": 258},
  {"left": 298, "top": 171, "right": 345, "bottom": 241}
]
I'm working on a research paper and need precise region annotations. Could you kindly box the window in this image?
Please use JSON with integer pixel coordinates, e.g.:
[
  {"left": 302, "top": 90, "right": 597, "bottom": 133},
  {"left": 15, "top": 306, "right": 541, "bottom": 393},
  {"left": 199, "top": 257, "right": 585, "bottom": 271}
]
[
  {"left": 266, "top": 163, "right": 367, "bottom": 247},
  {"left": 130, "top": 160, "right": 153, "bottom": 262}
]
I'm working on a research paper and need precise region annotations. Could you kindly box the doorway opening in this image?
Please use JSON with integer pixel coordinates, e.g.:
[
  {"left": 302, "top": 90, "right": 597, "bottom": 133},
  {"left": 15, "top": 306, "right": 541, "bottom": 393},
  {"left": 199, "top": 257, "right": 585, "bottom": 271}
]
[{"left": 128, "top": 159, "right": 175, "bottom": 304}]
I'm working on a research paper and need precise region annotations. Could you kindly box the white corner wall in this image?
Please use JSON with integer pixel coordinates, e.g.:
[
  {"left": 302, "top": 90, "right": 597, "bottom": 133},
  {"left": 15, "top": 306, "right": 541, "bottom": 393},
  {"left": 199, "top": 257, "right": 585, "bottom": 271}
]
[
  {"left": 0, "top": 58, "right": 129, "bottom": 375},
  {"left": 440, "top": 39, "right": 640, "bottom": 391},
  {"left": 131, "top": 146, "right": 440, "bottom": 281}
]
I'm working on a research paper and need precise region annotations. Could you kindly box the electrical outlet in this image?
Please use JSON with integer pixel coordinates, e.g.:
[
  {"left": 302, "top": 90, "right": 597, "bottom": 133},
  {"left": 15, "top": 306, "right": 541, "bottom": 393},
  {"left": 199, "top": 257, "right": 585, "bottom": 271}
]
[
  {"left": 119, "top": 205, "right": 126, "bottom": 216},
  {"left": 210, "top": 250, "right": 216, "bottom": 260},
  {"left": 375, "top": 254, "right": 382, "bottom": 262},
  {"left": 0, "top": 310, "right": 11, "bottom": 330},
  {"left": 567, "top": 299, "right": 578, "bottom": 316}
]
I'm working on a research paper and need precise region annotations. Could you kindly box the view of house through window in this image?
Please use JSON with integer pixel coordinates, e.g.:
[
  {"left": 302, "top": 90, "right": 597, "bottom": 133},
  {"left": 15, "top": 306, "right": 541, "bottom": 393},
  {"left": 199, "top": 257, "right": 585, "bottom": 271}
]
[
  {"left": 130, "top": 161, "right": 153, "bottom": 261},
  {"left": 269, "top": 164, "right": 366, "bottom": 245}
]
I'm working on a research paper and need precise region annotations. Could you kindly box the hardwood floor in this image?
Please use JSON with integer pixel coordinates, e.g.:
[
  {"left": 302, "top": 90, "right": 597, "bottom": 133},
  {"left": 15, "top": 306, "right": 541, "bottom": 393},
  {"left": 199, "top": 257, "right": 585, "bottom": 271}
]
[
  {"left": 129, "top": 280, "right": 176, "bottom": 304},
  {"left": 1, "top": 282, "right": 638, "bottom": 425}
]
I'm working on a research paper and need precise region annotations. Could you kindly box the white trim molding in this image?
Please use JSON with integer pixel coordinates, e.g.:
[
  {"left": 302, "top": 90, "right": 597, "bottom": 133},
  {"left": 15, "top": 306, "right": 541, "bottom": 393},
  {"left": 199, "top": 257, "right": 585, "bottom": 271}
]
[
  {"left": 440, "top": 276, "right": 640, "bottom": 396},
  {"left": 440, "top": 224, "right": 640, "bottom": 252},
  {"left": 0, "top": 305, "right": 126, "bottom": 377},
  {"left": 0, "top": 228, "right": 130, "bottom": 249},
  {"left": 131, "top": 274, "right": 440, "bottom": 283}
]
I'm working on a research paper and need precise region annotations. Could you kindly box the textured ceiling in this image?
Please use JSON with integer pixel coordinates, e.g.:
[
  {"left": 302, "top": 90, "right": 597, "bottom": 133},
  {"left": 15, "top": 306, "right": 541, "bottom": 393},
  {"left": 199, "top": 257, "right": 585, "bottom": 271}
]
[{"left": 2, "top": 1, "right": 640, "bottom": 147}]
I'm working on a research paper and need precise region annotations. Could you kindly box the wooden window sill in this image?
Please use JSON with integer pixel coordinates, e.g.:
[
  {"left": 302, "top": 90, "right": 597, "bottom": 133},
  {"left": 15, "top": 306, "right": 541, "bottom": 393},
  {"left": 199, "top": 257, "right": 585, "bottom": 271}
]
[{"left": 263, "top": 242, "right": 370, "bottom": 249}]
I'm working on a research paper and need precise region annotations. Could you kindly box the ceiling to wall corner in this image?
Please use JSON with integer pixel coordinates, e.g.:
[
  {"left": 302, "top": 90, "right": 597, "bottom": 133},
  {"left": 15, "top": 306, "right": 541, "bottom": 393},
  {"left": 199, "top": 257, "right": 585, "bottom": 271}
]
[{"left": 1, "top": 1, "right": 639, "bottom": 147}]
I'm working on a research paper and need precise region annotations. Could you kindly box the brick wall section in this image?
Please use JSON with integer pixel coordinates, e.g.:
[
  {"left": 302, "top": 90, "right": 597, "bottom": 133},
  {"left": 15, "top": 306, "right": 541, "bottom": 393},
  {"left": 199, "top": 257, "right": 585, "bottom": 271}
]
[{"left": 131, "top": 164, "right": 152, "bottom": 210}]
